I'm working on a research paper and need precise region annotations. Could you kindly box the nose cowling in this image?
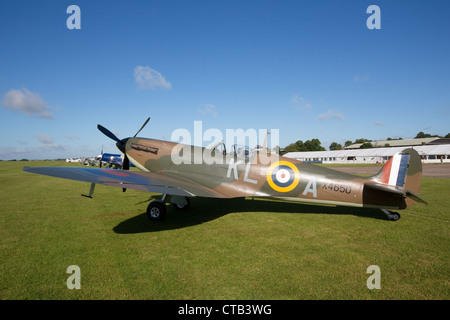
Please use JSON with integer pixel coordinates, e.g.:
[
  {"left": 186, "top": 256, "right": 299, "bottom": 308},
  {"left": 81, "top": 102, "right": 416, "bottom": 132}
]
[
  {"left": 116, "top": 138, "right": 129, "bottom": 154},
  {"left": 98, "top": 117, "right": 150, "bottom": 155},
  {"left": 98, "top": 117, "right": 150, "bottom": 175}
]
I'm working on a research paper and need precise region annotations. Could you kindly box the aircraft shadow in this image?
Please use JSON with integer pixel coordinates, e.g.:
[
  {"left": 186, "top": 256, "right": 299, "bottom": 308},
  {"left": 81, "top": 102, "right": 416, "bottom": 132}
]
[{"left": 113, "top": 197, "right": 387, "bottom": 234}]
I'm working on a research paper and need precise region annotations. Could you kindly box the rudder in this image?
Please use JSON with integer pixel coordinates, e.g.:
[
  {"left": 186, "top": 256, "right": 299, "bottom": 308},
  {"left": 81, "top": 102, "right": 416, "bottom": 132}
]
[
  {"left": 380, "top": 152, "right": 410, "bottom": 188},
  {"left": 372, "top": 148, "right": 426, "bottom": 207}
]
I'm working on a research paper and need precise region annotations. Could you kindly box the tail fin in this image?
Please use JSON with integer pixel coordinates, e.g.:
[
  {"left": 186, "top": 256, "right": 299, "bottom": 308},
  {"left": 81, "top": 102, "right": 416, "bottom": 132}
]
[
  {"left": 380, "top": 151, "right": 411, "bottom": 188},
  {"left": 369, "top": 148, "right": 427, "bottom": 206}
]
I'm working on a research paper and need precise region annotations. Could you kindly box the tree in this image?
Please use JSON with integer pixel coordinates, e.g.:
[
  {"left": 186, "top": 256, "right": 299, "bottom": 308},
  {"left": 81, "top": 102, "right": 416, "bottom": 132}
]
[
  {"left": 329, "top": 142, "right": 342, "bottom": 150},
  {"left": 344, "top": 140, "right": 353, "bottom": 147},
  {"left": 415, "top": 131, "right": 428, "bottom": 139},
  {"left": 283, "top": 138, "right": 326, "bottom": 153},
  {"left": 304, "top": 139, "right": 325, "bottom": 151},
  {"left": 445, "top": 133, "right": 450, "bottom": 138},
  {"left": 284, "top": 140, "right": 305, "bottom": 153},
  {"left": 360, "top": 142, "right": 373, "bottom": 149},
  {"left": 415, "top": 132, "right": 440, "bottom": 139},
  {"left": 295, "top": 140, "right": 307, "bottom": 151},
  {"left": 283, "top": 143, "right": 296, "bottom": 154}
]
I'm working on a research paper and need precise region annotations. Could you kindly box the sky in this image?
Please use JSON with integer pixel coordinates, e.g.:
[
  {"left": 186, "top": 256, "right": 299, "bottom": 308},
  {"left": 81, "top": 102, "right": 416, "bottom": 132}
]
[{"left": 0, "top": 0, "right": 449, "bottom": 160}]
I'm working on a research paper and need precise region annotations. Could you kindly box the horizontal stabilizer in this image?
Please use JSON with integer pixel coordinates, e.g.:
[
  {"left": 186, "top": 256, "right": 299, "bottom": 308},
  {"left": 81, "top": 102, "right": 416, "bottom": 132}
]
[
  {"left": 405, "top": 190, "right": 428, "bottom": 204},
  {"left": 365, "top": 182, "right": 405, "bottom": 196},
  {"left": 365, "top": 183, "right": 428, "bottom": 204}
]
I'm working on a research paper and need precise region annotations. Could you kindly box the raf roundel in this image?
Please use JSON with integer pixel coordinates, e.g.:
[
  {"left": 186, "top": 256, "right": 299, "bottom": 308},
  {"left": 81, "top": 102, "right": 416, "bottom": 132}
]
[{"left": 267, "top": 161, "right": 300, "bottom": 192}]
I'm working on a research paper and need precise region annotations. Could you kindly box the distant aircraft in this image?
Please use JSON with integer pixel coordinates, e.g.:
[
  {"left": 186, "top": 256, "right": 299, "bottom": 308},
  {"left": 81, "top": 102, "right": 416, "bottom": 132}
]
[
  {"left": 66, "top": 158, "right": 81, "bottom": 163},
  {"left": 66, "top": 150, "right": 128, "bottom": 169},
  {"left": 100, "top": 153, "right": 125, "bottom": 169},
  {"left": 84, "top": 157, "right": 101, "bottom": 167},
  {"left": 24, "top": 117, "right": 427, "bottom": 222},
  {"left": 66, "top": 156, "right": 100, "bottom": 166}
]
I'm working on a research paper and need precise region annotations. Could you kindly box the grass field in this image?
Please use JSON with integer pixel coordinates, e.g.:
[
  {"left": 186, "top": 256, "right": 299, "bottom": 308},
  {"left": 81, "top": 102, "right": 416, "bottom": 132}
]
[{"left": 1, "top": 161, "right": 449, "bottom": 300}]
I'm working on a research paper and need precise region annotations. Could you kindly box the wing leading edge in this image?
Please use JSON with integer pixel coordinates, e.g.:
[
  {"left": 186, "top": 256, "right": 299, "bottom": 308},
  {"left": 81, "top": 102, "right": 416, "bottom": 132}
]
[{"left": 22, "top": 166, "right": 223, "bottom": 198}]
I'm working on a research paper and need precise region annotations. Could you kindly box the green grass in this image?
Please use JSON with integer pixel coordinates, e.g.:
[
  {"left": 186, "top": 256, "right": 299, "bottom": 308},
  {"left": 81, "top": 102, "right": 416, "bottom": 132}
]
[{"left": 1, "top": 161, "right": 449, "bottom": 299}]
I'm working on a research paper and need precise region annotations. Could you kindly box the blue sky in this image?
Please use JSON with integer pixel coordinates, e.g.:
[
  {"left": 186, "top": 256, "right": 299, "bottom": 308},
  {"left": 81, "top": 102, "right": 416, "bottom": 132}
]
[{"left": 1, "top": 0, "right": 449, "bottom": 159}]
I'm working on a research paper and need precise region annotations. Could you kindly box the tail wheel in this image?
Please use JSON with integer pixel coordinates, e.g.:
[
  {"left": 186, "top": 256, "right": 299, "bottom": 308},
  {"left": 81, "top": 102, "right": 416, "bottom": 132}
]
[
  {"left": 381, "top": 209, "right": 401, "bottom": 221},
  {"left": 389, "top": 212, "right": 401, "bottom": 221}
]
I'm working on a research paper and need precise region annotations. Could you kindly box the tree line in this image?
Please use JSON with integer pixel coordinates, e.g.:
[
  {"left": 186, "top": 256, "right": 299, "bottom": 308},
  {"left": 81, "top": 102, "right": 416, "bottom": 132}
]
[{"left": 282, "top": 132, "right": 450, "bottom": 154}]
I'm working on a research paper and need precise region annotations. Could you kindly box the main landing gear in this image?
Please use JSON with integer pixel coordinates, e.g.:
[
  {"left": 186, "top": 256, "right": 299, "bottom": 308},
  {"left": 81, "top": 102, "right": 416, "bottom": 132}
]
[
  {"left": 146, "top": 195, "right": 190, "bottom": 221},
  {"left": 381, "top": 209, "right": 401, "bottom": 221}
]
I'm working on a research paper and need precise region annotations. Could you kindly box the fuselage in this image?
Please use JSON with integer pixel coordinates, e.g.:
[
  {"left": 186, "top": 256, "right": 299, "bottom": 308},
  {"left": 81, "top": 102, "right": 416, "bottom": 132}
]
[{"left": 124, "top": 137, "right": 408, "bottom": 210}]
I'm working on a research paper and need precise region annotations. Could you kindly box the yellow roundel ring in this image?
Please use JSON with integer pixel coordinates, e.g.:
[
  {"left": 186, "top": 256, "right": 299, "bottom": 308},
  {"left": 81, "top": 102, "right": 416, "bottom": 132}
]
[{"left": 267, "top": 161, "right": 300, "bottom": 193}]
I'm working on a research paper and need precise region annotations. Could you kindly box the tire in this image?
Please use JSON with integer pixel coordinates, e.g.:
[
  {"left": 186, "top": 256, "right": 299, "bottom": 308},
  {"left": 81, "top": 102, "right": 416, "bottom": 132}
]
[{"left": 146, "top": 201, "right": 167, "bottom": 221}]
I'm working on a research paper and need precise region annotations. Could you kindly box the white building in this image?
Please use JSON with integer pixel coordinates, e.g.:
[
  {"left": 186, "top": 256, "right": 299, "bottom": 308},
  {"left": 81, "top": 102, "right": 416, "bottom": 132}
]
[{"left": 284, "top": 145, "right": 450, "bottom": 164}]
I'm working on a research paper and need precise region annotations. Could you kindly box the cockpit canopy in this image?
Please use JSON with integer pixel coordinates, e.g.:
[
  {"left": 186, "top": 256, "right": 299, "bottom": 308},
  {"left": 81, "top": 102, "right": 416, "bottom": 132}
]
[{"left": 232, "top": 144, "right": 254, "bottom": 159}]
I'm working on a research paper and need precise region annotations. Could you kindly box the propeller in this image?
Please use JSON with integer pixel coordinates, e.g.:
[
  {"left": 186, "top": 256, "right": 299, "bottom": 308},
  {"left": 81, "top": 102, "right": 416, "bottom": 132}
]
[
  {"left": 134, "top": 117, "right": 150, "bottom": 137},
  {"left": 122, "top": 154, "right": 130, "bottom": 171},
  {"left": 97, "top": 117, "right": 151, "bottom": 191},
  {"left": 99, "top": 145, "right": 103, "bottom": 168},
  {"left": 97, "top": 124, "right": 120, "bottom": 142}
]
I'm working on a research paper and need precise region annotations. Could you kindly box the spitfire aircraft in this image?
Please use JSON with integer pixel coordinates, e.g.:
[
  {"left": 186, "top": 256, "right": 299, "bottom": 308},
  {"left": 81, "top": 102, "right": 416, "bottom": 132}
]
[{"left": 23, "top": 118, "right": 427, "bottom": 222}]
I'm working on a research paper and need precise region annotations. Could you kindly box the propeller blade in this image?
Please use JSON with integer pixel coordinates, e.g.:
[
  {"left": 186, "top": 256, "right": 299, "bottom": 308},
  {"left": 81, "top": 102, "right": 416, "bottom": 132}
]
[
  {"left": 97, "top": 124, "right": 120, "bottom": 142},
  {"left": 123, "top": 155, "right": 130, "bottom": 171},
  {"left": 122, "top": 154, "right": 130, "bottom": 192},
  {"left": 133, "top": 117, "right": 150, "bottom": 137},
  {"left": 99, "top": 145, "right": 103, "bottom": 168}
]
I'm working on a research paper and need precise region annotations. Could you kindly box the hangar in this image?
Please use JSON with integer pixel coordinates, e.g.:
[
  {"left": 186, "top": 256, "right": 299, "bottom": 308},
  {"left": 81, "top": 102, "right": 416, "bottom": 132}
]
[
  {"left": 284, "top": 144, "right": 450, "bottom": 164},
  {"left": 344, "top": 137, "right": 450, "bottom": 149}
]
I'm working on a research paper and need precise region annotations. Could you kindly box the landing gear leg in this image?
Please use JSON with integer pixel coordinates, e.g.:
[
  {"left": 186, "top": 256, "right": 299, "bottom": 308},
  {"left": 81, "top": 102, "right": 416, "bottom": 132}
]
[{"left": 381, "top": 209, "right": 401, "bottom": 221}]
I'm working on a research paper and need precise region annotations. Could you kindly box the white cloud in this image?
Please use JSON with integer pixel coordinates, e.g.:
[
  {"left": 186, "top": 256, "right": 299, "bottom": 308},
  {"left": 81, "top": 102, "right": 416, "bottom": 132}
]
[
  {"left": 1, "top": 88, "right": 54, "bottom": 119},
  {"left": 197, "top": 104, "right": 218, "bottom": 117},
  {"left": 134, "top": 66, "right": 172, "bottom": 90},
  {"left": 317, "top": 110, "right": 344, "bottom": 121},
  {"left": 35, "top": 133, "right": 53, "bottom": 144},
  {"left": 291, "top": 94, "right": 312, "bottom": 110}
]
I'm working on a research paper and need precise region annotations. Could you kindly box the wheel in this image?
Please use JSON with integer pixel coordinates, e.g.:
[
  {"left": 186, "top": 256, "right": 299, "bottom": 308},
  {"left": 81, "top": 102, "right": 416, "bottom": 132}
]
[
  {"left": 381, "top": 209, "right": 401, "bottom": 221},
  {"left": 388, "top": 211, "right": 401, "bottom": 221},
  {"left": 173, "top": 197, "right": 190, "bottom": 211},
  {"left": 146, "top": 201, "right": 167, "bottom": 221}
]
